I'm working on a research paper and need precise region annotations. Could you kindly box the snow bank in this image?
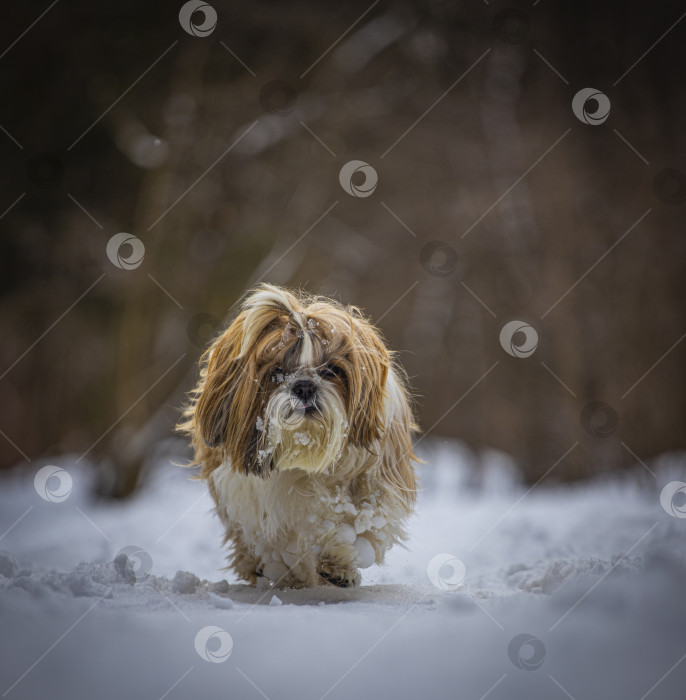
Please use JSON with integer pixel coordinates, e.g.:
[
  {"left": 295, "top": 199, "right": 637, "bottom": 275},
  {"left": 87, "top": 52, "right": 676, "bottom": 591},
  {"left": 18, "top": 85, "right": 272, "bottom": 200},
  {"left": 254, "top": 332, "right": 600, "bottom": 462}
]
[{"left": 1, "top": 443, "right": 685, "bottom": 700}]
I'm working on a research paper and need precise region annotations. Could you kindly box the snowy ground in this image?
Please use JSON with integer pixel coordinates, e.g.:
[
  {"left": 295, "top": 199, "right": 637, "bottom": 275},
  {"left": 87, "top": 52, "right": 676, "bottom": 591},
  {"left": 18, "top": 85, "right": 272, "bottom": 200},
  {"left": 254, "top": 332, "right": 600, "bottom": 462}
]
[{"left": 1, "top": 441, "right": 686, "bottom": 700}]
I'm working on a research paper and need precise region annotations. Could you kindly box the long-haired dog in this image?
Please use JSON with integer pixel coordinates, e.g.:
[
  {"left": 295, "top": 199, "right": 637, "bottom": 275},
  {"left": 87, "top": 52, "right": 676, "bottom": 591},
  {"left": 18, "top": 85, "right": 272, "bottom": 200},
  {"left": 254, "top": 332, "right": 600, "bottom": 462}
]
[{"left": 179, "top": 284, "right": 418, "bottom": 588}]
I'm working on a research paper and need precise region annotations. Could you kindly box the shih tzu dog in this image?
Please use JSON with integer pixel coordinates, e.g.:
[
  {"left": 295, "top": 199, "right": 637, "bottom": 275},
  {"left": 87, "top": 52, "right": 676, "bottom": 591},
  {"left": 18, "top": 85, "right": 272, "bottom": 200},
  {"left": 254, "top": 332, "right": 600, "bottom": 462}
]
[{"left": 179, "top": 284, "right": 418, "bottom": 588}]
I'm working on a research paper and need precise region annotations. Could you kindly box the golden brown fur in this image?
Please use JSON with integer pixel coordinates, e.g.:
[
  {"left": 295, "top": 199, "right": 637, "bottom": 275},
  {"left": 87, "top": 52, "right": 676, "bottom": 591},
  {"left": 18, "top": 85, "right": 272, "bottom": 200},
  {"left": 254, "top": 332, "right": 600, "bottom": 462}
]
[{"left": 178, "top": 284, "right": 419, "bottom": 587}]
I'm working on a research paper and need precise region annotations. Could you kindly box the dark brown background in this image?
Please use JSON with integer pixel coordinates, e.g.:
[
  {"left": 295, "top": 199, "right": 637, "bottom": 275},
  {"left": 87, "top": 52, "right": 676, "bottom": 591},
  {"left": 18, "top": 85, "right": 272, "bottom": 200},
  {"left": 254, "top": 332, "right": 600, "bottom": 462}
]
[{"left": 1, "top": 0, "right": 684, "bottom": 496}]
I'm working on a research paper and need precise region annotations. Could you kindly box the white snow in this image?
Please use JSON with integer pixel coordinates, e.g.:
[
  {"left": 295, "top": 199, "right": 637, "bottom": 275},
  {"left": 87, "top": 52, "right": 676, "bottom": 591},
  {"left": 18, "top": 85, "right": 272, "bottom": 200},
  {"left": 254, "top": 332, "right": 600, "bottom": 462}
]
[
  {"left": 1, "top": 442, "right": 685, "bottom": 700},
  {"left": 352, "top": 535, "right": 375, "bottom": 569},
  {"left": 208, "top": 591, "right": 234, "bottom": 609},
  {"left": 293, "top": 431, "right": 312, "bottom": 446},
  {"left": 335, "top": 523, "right": 357, "bottom": 544}
]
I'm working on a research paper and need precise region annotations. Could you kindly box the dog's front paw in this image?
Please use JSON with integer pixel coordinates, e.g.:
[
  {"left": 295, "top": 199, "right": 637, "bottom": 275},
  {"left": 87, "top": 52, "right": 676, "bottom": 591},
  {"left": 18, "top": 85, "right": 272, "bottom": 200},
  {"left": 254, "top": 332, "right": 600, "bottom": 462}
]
[{"left": 318, "top": 560, "right": 361, "bottom": 588}]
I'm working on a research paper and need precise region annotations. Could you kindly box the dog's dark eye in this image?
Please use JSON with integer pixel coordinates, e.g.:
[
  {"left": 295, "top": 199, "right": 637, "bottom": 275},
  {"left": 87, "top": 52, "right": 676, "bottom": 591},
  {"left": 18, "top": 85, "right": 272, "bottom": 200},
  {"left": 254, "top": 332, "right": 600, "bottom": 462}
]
[
  {"left": 271, "top": 367, "right": 286, "bottom": 383},
  {"left": 319, "top": 365, "right": 343, "bottom": 381}
]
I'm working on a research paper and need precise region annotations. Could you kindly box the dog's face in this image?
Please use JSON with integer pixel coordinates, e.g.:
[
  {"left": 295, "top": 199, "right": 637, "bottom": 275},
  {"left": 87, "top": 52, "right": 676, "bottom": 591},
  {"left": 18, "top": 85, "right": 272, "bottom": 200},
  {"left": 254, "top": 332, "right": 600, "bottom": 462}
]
[{"left": 193, "top": 285, "right": 390, "bottom": 476}]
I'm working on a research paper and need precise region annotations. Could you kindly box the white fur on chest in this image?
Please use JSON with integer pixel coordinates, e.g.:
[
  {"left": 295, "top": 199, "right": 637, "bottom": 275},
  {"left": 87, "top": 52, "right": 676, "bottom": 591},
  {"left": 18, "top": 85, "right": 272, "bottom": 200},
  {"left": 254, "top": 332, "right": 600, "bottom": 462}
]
[{"left": 209, "top": 443, "right": 408, "bottom": 583}]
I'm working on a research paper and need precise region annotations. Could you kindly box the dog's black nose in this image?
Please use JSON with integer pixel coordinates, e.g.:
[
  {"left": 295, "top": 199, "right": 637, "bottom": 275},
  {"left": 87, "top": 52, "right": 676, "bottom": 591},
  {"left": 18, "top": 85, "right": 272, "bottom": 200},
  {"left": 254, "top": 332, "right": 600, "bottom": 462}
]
[{"left": 291, "top": 379, "right": 316, "bottom": 404}]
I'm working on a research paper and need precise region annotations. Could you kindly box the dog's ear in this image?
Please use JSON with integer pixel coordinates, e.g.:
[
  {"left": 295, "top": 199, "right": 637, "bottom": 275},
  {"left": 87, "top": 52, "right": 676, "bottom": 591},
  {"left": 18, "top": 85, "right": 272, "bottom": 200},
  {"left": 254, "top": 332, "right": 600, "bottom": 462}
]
[
  {"left": 195, "top": 318, "right": 268, "bottom": 475},
  {"left": 194, "top": 319, "right": 245, "bottom": 450},
  {"left": 344, "top": 311, "right": 390, "bottom": 448},
  {"left": 376, "top": 365, "right": 419, "bottom": 512},
  {"left": 194, "top": 286, "right": 295, "bottom": 475}
]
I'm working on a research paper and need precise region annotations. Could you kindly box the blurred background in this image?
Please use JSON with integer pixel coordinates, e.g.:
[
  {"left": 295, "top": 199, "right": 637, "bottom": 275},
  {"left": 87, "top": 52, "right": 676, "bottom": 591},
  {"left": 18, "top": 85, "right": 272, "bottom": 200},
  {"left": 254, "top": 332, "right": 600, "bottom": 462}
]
[{"left": 1, "top": 0, "right": 684, "bottom": 498}]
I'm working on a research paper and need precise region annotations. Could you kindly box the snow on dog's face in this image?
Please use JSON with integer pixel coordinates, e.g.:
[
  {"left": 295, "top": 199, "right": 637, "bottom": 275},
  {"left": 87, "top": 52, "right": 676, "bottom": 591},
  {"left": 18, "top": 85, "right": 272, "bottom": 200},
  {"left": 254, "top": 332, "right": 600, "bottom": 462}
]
[{"left": 191, "top": 284, "right": 390, "bottom": 476}]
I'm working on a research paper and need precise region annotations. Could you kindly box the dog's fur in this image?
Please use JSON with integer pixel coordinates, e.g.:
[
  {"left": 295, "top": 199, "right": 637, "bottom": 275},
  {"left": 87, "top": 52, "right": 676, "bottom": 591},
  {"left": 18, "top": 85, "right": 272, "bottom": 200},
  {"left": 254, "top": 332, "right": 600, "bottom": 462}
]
[{"left": 178, "top": 284, "right": 419, "bottom": 588}]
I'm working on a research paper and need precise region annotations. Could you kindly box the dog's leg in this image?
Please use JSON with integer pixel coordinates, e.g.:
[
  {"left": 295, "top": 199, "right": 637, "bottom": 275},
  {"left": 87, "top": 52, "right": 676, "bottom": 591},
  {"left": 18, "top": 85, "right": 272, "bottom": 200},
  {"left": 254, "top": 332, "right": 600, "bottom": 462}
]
[
  {"left": 257, "top": 539, "right": 319, "bottom": 588},
  {"left": 318, "top": 559, "right": 361, "bottom": 588},
  {"left": 317, "top": 539, "right": 361, "bottom": 588},
  {"left": 225, "top": 526, "right": 263, "bottom": 585}
]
